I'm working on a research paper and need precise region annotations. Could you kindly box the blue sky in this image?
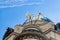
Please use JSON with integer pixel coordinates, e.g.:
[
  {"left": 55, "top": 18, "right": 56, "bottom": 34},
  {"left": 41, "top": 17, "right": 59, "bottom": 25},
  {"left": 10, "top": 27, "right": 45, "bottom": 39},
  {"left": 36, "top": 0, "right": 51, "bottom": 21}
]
[{"left": 0, "top": 0, "right": 60, "bottom": 40}]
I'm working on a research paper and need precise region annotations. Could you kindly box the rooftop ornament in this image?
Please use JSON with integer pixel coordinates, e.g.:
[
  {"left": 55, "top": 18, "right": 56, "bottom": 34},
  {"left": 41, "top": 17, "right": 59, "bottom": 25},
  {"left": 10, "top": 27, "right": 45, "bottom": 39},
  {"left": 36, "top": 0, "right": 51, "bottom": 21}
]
[
  {"left": 35, "top": 12, "right": 42, "bottom": 20},
  {"left": 25, "top": 12, "right": 52, "bottom": 24},
  {"left": 26, "top": 13, "right": 33, "bottom": 21},
  {"left": 25, "top": 12, "right": 42, "bottom": 21}
]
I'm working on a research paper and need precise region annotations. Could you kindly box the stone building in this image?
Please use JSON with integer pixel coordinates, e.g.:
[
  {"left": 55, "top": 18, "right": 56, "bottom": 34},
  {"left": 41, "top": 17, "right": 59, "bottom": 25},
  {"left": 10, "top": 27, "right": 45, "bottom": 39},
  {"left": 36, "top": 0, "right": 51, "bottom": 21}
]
[{"left": 3, "top": 13, "right": 60, "bottom": 40}]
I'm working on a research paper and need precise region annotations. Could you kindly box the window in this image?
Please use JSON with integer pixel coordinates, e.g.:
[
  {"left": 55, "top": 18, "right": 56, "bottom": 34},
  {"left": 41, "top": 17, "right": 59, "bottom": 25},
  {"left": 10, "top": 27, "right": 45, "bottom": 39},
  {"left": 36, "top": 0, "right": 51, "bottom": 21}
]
[{"left": 25, "top": 28, "right": 39, "bottom": 31}]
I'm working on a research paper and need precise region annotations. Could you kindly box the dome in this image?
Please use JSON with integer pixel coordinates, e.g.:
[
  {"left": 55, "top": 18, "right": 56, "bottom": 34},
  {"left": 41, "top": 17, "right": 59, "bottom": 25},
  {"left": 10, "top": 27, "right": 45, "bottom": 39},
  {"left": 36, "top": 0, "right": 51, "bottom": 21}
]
[
  {"left": 41, "top": 17, "right": 52, "bottom": 22},
  {"left": 56, "top": 23, "right": 60, "bottom": 28}
]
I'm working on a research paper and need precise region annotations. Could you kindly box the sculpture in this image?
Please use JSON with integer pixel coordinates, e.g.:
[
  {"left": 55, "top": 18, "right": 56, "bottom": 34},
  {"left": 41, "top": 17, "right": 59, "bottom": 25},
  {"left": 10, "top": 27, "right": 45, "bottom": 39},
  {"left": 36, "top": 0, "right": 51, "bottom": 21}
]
[
  {"left": 26, "top": 13, "right": 33, "bottom": 21},
  {"left": 25, "top": 12, "right": 42, "bottom": 21}
]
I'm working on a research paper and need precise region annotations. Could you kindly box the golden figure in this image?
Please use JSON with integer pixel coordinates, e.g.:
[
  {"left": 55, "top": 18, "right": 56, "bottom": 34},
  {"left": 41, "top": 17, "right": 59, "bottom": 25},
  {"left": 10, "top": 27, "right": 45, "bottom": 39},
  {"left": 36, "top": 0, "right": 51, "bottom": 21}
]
[
  {"left": 26, "top": 13, "right": 33, "bottom": 21},
  {"left": 25, "top": 12, "right": 42, "bottom": 21},
  {"left": 35, "top": 13, "right": 42, "bottom": 20}
]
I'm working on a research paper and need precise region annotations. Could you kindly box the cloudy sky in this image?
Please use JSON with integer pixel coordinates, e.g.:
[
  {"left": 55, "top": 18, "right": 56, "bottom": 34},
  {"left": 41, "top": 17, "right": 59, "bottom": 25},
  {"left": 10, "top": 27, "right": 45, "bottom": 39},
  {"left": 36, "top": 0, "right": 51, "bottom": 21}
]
[
  {"left": 0, "top": 0, "right": 42, "bottom": 8},
  {"left": 0, "top": 0, "right": 60, "bottom": 40}
]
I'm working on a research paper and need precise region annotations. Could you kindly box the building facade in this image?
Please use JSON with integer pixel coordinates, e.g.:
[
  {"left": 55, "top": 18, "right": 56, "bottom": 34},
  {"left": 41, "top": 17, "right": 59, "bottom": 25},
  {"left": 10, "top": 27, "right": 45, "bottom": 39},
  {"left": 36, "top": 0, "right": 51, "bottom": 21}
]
[{"left": 3, "top": 13, "right": 60, "bottom": 40}]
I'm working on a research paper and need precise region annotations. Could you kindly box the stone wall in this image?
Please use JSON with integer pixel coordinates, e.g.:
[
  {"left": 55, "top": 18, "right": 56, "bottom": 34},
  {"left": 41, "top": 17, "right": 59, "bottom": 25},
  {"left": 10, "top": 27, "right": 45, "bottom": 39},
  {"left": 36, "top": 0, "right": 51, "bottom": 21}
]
[{"left": 45, "top": 30, "right": 60, "bottom": 40}]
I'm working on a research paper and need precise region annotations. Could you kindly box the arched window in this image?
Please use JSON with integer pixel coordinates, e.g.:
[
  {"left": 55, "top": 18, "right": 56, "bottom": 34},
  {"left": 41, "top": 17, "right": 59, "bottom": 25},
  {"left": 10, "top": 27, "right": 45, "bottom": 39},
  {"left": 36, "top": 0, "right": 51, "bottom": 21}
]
[{"left": 25, "top": 28, "right": 40, "bottom": 31}]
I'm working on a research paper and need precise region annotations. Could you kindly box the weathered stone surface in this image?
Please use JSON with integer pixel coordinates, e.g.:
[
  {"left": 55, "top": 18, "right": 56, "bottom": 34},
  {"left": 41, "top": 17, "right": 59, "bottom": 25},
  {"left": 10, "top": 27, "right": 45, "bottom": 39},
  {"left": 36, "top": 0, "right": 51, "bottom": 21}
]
[{"left": 3, "top": 20, "right": 60, "bottom": 40}]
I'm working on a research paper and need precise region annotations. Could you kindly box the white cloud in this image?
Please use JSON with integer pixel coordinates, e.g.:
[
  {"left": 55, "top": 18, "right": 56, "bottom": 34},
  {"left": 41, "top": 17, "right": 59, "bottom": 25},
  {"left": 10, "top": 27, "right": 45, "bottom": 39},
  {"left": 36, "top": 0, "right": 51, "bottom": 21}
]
[
  {"left": 0, "top": 0, "right": 27, "bottom": 4},
  {"left": 0, "top": 0, "right": 43, "bottom": 8}
]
